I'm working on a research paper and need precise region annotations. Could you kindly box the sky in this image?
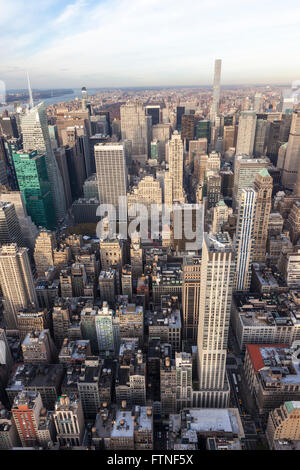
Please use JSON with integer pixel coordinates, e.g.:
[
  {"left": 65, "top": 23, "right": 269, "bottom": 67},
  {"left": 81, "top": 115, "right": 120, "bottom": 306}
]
[{"left": 0, "top": 0, "right": 299, "bottom": 89}]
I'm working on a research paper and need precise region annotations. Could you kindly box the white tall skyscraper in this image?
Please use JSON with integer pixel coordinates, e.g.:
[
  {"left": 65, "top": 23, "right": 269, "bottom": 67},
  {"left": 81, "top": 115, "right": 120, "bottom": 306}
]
[
  {"left": 94, "top": 143, "right": 127, "bottom": 209},
  {"left": 120, "top": 101, "right": 150, "bottom": 157},
  {"left": 236, "top": 111, "right": 257, "bottom": 156},
  {"left": 210, "top": 59, "right": 222, "bottom": 123},
  {"left": 197, "top": 232, "right": 235, "bottom": 407},
  {"left": 21, "top": 102, "right": 66, "bottom": 222},
  {"left": 234, "top": 189, "right": 257, "bottom": 291},
  {"left": 166, "top": 131, "right": 185, "bottom": 204},
  {"left": 0, "top": 244, "right": 38, "bottom": 329}
]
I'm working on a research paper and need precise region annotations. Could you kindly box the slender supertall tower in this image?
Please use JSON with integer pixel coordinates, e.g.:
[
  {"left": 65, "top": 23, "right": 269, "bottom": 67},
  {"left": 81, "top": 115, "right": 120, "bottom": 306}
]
[
  {"left": 197, "top": 232, "right": 235, "bottom": 408},
  {"left": 210, "top": 59, "right": 222, "bottom": 123},
  {"left": 234, "top": 189, "right": 257, "bottom": 291},
  {"left": 21, "top": 102, "right": 66, "bottom": 223}
]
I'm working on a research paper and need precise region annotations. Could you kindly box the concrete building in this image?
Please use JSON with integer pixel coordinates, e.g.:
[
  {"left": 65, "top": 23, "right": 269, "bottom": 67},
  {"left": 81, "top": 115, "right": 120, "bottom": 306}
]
[
  {"left": 12, "top": 391, "right": 43, "bottom": 448},
  {"left": 233, "top": 155, "right": 269, "bottom": 209},
  {"left": 166, "top": 131, "right": 185, "bottom": 204},
  {"left": 236, "top": 111, "right": 257, "bottom": 156},
  {"left": 175, "top": 352, "right": 193, "bottom": 411},
  {"left": 94, "top": 143, "right": 127, "bottom": 210},
  {"left": 197, "top": 233, "right": 234, "bottom": 407},
  {"left": 0, "top": 201, "right": 24, "bottom": 247},
  {"left": 282, "top": 112, "right": 300, "bottom": 189},
  {"left": 252, "top": 169, "right": 273, "bottom": 262},
  {"left": 53, "top": 394, "right": 85, "bottom": 447},
  {"left": 182, "top": 256, "right": 201, "bottom": 341},
  {"left": 0, "top": 244, "right": 38, "bottom": 330},
  {"left": 244, "top": 342, "right": 300, "bottom": 414},
  {"left": 266, "top": 401, "right": 300, "bottom": 449},
  {"left": 234, "top": 189, "right": 257, "bottom": 291},
  {"left": 99, "top": 269, "right": 116, "bottom": 306},
  {"left": 22, "top": 329, "right": 57, "bottom": 365},
  {"left": 231, "top": 292, "right": 300, "bottom": 351},
  {"left": 6, "top": 363, "right": 64, "bottom": 410},
  {"left": 34, "top": 229, "right": 55, "bottom": 278}
]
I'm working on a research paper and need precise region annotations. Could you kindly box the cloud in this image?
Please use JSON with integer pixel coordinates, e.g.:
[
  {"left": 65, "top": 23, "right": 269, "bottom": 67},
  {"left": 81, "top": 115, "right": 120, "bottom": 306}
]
[
  {"left": 0, "top": 0, "right": 299, "bottom": 88},
  {"left": 54, "top": 0, "right": 87, "bottom": 24}
]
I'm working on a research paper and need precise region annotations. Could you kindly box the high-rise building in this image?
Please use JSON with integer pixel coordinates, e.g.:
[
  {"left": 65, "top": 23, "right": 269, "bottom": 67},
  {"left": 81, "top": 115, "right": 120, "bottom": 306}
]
[
  {"left": 99, "top": 269, "right": 116, "bottom": 306},
  {"left": 252, "top": 169, "right": 273, "bottom": 262},
  {"left": 54, "top": 147, "right": 73, "bottom": 209},
  {"left": 181, "top": 115, "right": 195, "bottom": 148},
  {"left": 175, "top": 352, "right": 193, "bottom": 411},
  {"left": 12, "top": 391, "right": 43, "bottom": 448},
  {"left": 146, "top": 105, "right": 160, "bottom": 125},
  {"left": 166, "top": 131, "right": 185, "bottom": 204},
  {"left": 236, "top": 111, "right": 257, "bottom": 156},
  {"left": 210, "top": 59, "right": 222, "bottom": 123},
  {"left": 182, "top": 256, "right": 201, "bottom": 341},
  {"left": 233, "top": 155, "right": 269, "bottom": 209},
  {"left": 53, "top": 394, "right": 85, "bottom": 448},
  {"left": 0, "top": 201, "right": 24, "bottom": 247},
  {"left": 21, "top": 329, "right": 57, "bottom": 365},
  {"left": 95, "top": 302, "right": 115, "bottom": 354},
  {"left": 21, "top": 102, "right": 66, "bottom": 222},
  {"left": 266, "top": 401, "right": 300, "bottom": 449},
  {"left": 0, "top": 244, "right": 38, "bottom": 330},
  {"left": 176, "top": 106, "right": 185, "bottom": 131},
  {"left": 234, "top": 189, "right": 257, "bottom": 291},
  {"left": 282, "top": 112, "right": 300, "bottom": 189},
  {"left": 13, "top": 150, "right": 56, "bottom": 230},
  {"left": 94, "top": 143, "right": 127, "bottom": 211},
  {"left": 212, "top": 200, "right": 232, "bottom": 232},
  {"left": 0, "top": 189, "right": 38, "bottom": 251},
  {"left": 34, "top": 229, "right": 55, "bottom": 278},
  {"left": 120, "top": 102, "right": 149, "bottom": 157},
  {"left": 254, "top": 117, "right": 268, "bottom": 157},
  {"left": 197, "top": 233, "right": 234, "bottom": 407},
  {"left": 0, "top": 328, "right": 13, "bottom": 370}
]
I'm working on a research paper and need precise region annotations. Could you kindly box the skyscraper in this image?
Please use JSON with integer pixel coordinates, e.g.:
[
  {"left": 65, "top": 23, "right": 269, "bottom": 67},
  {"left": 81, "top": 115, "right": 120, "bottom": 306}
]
[
  {"left": 236, "top": 111, "right": 257, "bottom": 156},
  {"left": 197, "top": 233, "right": 234, "bottom": 407},
  {"left": 94, "top": 143, "right": 127, "bottom": 214},
  {"left": 252, "top": 168, "right": 273, "bottom": 262},
  {"left": 210, "top": 59, "right": 222, "bottom": 123},
  {"left": 166, "top": 131, "right": 185, "bottom": 204},
  {"left": 182, "top": 256, "right": 201, "bottom": 341},
  {"left": 12, "top": 391, "right": 43, "bottom": 448},
  {"left": 282, "top": 111, "right": 300, "bottom": 189},
  {"left": 120, "top": 102, "right": 150, "bottom": 157},
  {"left": 13, "top": 150, "right": 56, "bottom": 230},
  {"left": 234, "top": 189, "right": 257, "bottom": 291},
  {"left": 34, "top": 229, "right": 55, "bottom": 278},
  {"left": 233, "top": 155, "right": 269, "bottom": 209},
  {"left": 0, "top": 244, "right": 38, "bottom": 330},
  {"left": 21, "top": 102, "right": 66, "bottom": 222},
  {"left": 0, "top": 201, "right": 24, "bottom": 247}
]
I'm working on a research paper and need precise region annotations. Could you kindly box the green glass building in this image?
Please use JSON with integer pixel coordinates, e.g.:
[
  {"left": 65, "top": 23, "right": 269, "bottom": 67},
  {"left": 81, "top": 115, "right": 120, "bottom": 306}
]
[
  {"left": 13, "top": 150, "right": 56, "bottom": 230},
  {"left": 196, "top": 120, "right": 211, "bottom": 143}
]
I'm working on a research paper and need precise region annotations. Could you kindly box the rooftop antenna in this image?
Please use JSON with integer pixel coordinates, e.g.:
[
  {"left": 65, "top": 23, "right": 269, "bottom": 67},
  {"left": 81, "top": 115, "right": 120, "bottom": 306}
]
[{"left": 26, "top": 71, "right": 34, "bottom": 109}]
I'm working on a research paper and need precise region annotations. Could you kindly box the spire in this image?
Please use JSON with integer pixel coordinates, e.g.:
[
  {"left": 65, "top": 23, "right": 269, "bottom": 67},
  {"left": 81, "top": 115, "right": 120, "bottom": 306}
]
[{"left": 26, "top": 71, "right": 34, "bottom": 109}]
